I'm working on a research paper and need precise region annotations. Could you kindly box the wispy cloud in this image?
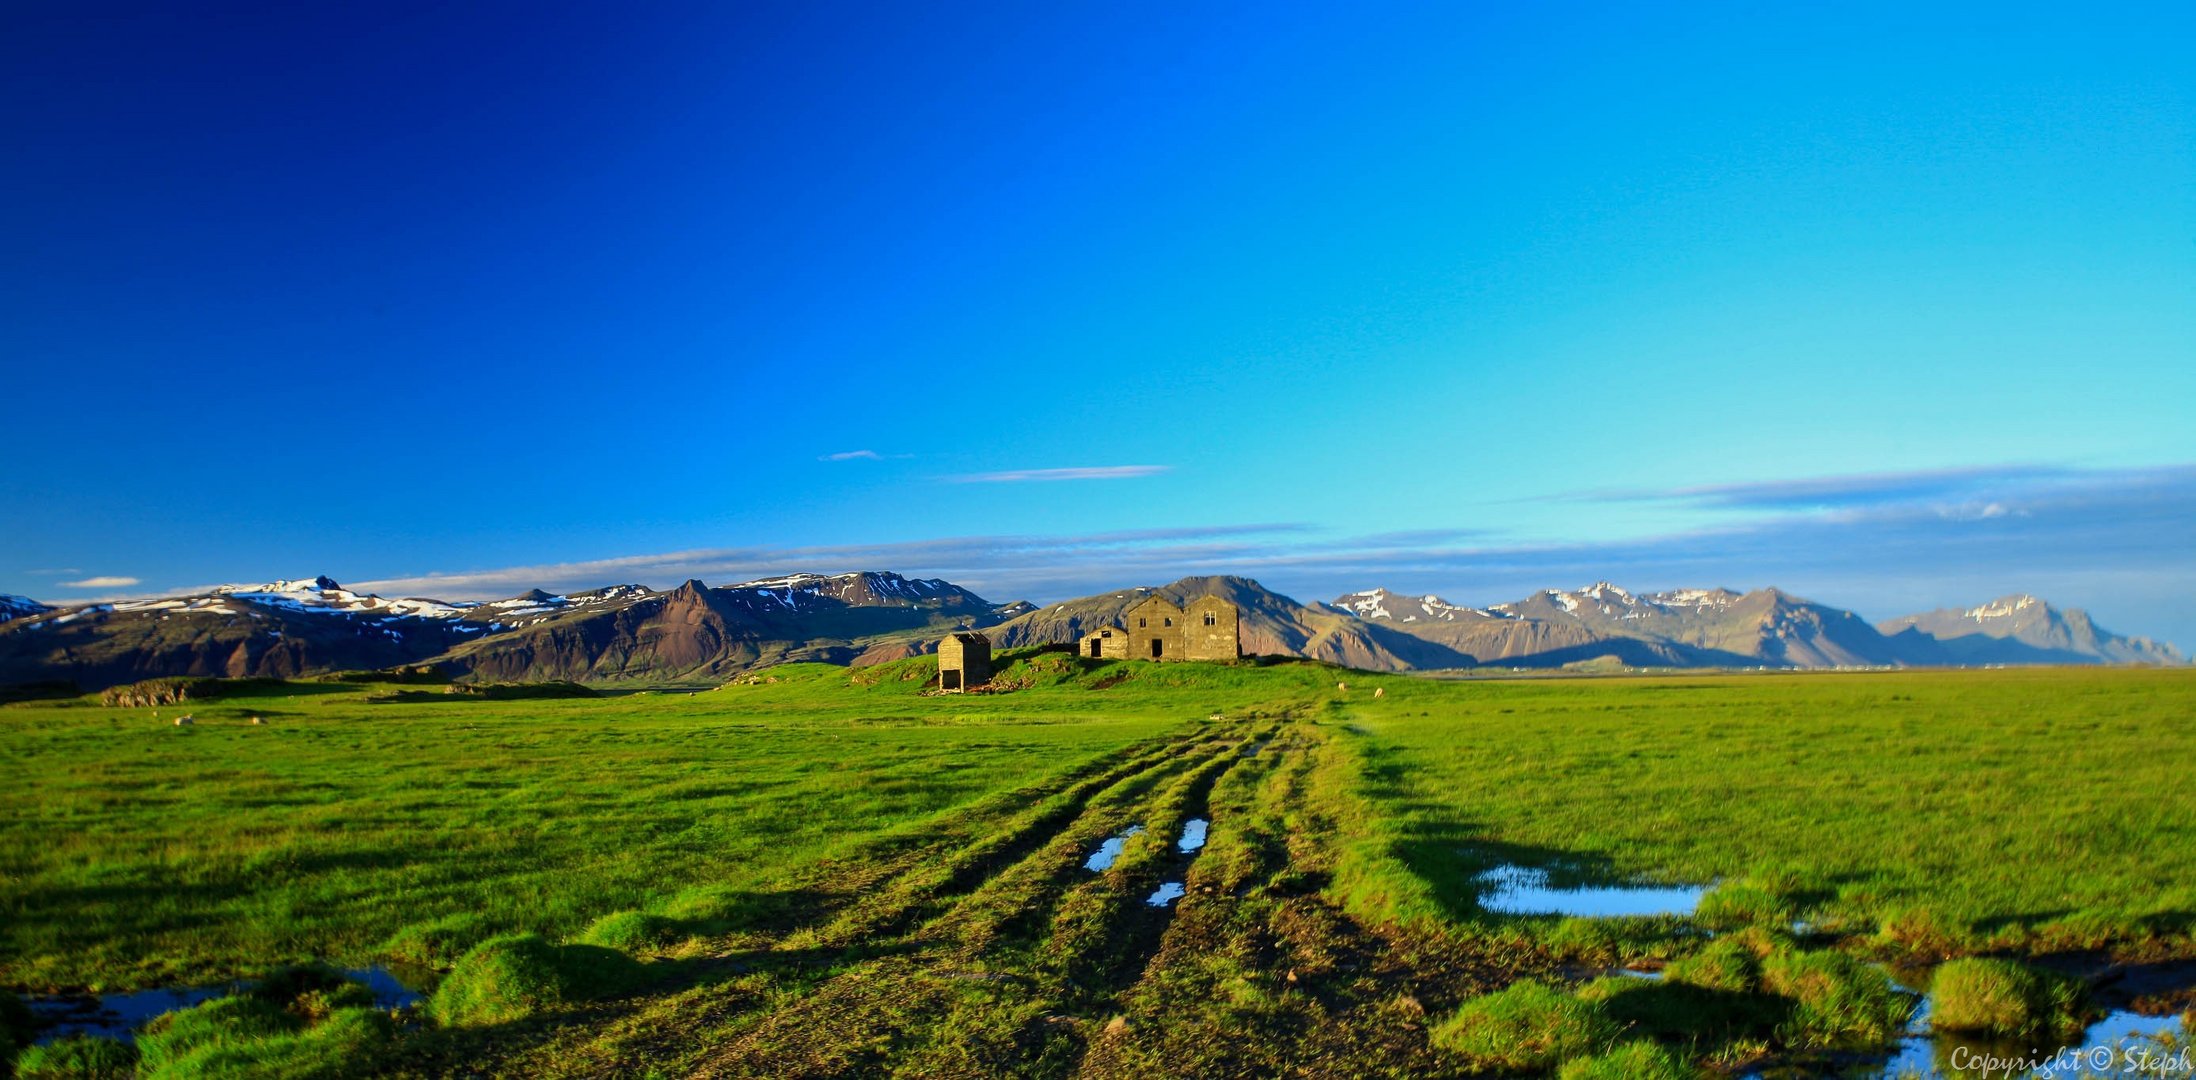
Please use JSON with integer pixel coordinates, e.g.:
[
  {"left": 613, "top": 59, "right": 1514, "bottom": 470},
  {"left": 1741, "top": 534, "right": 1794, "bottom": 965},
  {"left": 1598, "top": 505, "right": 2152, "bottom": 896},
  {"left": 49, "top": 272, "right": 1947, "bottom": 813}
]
[
  {"left": 25, "top": 568, "right": 83, "bottom": 576},
  {"left": 61, "top": 575, "right": 141, "bottom": 589},
  {"left": 950, "top": 465, "right": 1171, "bottom": 483},
  {"left": 820, "top": 450, "right": 884, "bottom": 461},
  {"left": 1566, "top": 464, "right": 2075, "bottom": 512},
  {"left": 329, "top": 463, "right": 2196, "bottom": 651},
  {"left": 347, "top": 524, "right": 1309, "bottom": 602}
]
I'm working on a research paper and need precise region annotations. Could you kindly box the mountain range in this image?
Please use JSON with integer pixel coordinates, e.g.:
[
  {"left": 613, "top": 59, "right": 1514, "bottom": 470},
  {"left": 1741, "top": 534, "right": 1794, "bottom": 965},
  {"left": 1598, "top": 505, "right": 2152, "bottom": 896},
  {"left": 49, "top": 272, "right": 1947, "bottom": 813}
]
[
  {"left": 1325, "top": 584, "right": 2184, "bottom": 670},
  {"left": 0, "top": 573, "right": 2180, "bottom": 693}
]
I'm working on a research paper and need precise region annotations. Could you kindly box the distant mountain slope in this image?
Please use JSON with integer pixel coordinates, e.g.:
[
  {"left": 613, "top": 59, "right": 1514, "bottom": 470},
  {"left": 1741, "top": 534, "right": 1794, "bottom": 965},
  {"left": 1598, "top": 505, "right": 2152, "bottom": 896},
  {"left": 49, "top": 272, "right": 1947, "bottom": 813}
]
[
  {"left": 439, "top": 572, "right": 1005, "bottom": 682},
  {"left": 0, "top": 596, "right": 50, "bottom": 624},
  {"left": 0, "top": 571, "right": 1013, "bottom": 691},
  {"left": 0, "top": 577, "right": 490, "bottom": 691},
  {"left": 6, "top": 570, "right": 2180, "bottom": 690},
  {"left": 1332, "top": 583, "right": 1936, "bottom": 668},
  {"left": 987, "top": 576, "right": 1473, "bottom": 671},
  {"left": 1880, "top": 595, "right": 2187, "bottom": 666}
]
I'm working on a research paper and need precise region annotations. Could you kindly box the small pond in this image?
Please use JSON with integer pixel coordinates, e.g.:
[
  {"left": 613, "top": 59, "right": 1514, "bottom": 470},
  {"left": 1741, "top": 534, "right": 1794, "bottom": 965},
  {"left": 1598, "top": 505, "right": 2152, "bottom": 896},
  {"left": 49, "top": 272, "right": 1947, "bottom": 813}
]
[
  {"left": 1476, "top": 863, "right": 1708, "bottom": 918},
  {"left": 27, "top": 966, "right": 421, "bottom": 1044}
]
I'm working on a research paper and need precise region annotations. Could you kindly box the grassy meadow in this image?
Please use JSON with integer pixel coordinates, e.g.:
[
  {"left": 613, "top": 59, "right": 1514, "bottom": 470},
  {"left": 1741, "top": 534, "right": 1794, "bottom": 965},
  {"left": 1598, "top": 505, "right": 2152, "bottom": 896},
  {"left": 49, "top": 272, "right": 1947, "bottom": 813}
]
[
  {"left": 1336, "top": 667, "right": 2196, "bottom": 954},
  {"left": 3, "top": 655, "right": 2191, "bottom": 1077}
]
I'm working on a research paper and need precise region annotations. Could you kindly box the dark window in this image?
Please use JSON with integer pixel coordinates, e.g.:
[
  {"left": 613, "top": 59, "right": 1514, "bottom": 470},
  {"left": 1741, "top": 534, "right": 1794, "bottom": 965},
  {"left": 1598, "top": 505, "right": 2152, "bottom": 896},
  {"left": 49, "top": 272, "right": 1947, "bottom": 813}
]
[
  {"left": 1164, "top": 617, "right": 1173, "bottom": 626},
  {"left": 1138, "top": 617, "right": 1146, "bottom": 628},
  {"left": 1204, "top": 613, "right": 1216, "bottom": 626}
]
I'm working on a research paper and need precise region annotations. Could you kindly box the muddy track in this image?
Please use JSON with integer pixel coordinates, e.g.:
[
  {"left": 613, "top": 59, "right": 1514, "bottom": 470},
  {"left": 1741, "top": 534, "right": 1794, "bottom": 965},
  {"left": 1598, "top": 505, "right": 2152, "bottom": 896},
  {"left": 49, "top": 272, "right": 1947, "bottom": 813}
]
[
  {"left": 469, "top": 718, "right": 1524, "bottom": 1079},
  {"left": 453, "top": 726, "right": 1246, "bottom": 1079},
  {"left": 682, "top": 727, "right": 1261, "bottom": 1078},
  {"left": 1076, "top": 721, "right": 1523, "bottom": 1079}
]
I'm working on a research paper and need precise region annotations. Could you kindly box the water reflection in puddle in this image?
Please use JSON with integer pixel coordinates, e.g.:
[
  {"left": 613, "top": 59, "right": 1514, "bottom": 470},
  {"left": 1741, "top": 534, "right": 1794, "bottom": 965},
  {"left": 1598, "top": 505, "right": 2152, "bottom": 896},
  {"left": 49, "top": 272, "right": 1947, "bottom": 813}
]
[
  {"left": 1177, "top": 819, "right": 1208, "bottom": 854},
  {"left": 1476, "top": 864, "right": 1707, "bottom": 918},
  {"left": 1857, "top": 1000, "right": 2185, "bottom": 1079},
  {"left": 27, "top": 967, "right": 421, "bottom": 1044},
  {"left": 1736, "top": 964, "right": 2191, "bottom": 1079},
  {"left": 1147, "top": 882, "right": 1186, "bottom": 907},
  {"left": 1085, "top": 825, "right": 1145, "bottom": 871},
  {"left": 1749, "top": 1008, "right": 2188, "bottom": 1079}
]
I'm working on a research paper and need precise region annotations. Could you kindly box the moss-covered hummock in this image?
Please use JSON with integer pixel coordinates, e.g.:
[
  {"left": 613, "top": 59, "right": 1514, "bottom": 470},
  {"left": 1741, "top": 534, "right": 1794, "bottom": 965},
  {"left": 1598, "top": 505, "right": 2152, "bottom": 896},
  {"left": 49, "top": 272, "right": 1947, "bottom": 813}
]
[
  {"left": 578, "top": 910, "right": 677, "bottom": 952},
  {"left": 1431, "top": 979, "right": 1616, "bottom": 1071},
  {"left": 1760, "top": 947, "right": 1912, "bottom": 1049},
  {"left": 429, "top": 934, "right": 645, "bottom": 1026},
  {"left": 1929, "top": 957, "right": 2086, "bottom": 1039},
  {"left": 133, "top": 968, "right": 393, "bottom": 1079}
]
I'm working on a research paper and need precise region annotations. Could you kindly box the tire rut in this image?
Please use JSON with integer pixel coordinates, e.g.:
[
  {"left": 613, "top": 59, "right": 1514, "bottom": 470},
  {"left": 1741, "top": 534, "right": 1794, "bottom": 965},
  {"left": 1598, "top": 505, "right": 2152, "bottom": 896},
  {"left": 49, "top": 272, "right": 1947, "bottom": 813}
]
[{"left": 684, "top": 728, "right": 1260, "bottom": 1079}]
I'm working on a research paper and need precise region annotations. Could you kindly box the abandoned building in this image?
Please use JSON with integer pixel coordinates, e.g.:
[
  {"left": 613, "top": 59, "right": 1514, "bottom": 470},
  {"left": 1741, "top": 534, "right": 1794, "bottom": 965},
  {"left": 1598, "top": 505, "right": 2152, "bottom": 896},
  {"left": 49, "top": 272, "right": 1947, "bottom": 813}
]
[
  {"left": 1081, "top": 595, "right": 1239, "bottom": 662},
  {"left": 937, "top": 630, "right": 992, "bottom": 691},
  {"left": 1076, "top": 625, "right": 1129, "bottom": 659}
]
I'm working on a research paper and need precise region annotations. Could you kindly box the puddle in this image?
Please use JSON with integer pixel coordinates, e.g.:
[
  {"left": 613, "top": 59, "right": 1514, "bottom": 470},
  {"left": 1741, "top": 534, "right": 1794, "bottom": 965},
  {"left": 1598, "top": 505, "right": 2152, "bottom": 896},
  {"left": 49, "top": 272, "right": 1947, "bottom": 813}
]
[
  {"left": 1860, "top": 1001, "right": 2186, "bottom": 1079},
  {"left": 1146, "top": 882, "right": 1186, "bottom": 907},
  {"left": 1085, "top": 825, "right": 1145, "bottom": 872},
  {"left": 1241, "top": 739, "right": 1270, "bottom": 757},
  {"left": 1476, "top": 864, "right": 1707, "bottom": 918},
  {"left": 1177, "top": 818, "right": 1209, "bottom": 854},
  {"left": 1747, "top": 967, "right": 2191, "bottom": 1079},
  {"left": 27, "top": 967, "right": 421, "bottom": 1044}
]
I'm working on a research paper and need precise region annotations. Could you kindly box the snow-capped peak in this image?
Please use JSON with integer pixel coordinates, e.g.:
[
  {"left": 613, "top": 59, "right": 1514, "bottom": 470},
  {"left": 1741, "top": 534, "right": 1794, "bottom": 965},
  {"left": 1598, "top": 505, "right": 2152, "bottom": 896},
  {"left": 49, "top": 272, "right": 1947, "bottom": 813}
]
[
  {"left": 1964, "top": 595, "right": 2043, "bottom": 621},
  {"left": 208, "top": 577, "right": 471, "bottom": 620},
  {"left": 214, "top": 575, "right": 343, "bottom": 596}
]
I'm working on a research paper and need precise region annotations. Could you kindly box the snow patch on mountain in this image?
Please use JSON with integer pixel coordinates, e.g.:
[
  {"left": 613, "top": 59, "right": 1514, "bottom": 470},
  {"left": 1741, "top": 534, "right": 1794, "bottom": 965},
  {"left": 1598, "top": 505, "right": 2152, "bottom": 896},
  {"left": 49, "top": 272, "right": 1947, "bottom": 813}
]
[
  {"left": 1964, "top": 595, "right": 2041, "bottom": 621},
  {"left": 209, "top": 576, "right": 474, "bottom": 620}
]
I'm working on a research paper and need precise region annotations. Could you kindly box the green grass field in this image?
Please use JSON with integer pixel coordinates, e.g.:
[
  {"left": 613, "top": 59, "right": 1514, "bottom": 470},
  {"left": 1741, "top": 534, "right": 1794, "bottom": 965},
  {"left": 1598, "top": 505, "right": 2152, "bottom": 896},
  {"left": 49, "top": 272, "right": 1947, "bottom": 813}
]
[{"left": 3, "top": 655, "right": 2190, "bottom": 1077}]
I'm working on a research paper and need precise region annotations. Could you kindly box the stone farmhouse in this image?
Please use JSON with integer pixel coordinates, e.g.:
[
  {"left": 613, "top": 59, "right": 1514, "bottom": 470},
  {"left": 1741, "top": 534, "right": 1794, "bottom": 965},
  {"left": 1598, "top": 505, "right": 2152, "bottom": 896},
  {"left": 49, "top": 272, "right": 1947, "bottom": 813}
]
[{"left": 1079, "top": 594, "right": 1239, "bottom": 662}]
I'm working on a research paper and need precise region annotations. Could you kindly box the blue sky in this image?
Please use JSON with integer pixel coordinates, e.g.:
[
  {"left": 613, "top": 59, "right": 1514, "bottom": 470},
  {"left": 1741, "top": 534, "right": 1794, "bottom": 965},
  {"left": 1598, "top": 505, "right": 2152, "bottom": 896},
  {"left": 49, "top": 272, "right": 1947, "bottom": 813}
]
[{"left": 4, "top": 2, "right": 2192, "bottom": 644}]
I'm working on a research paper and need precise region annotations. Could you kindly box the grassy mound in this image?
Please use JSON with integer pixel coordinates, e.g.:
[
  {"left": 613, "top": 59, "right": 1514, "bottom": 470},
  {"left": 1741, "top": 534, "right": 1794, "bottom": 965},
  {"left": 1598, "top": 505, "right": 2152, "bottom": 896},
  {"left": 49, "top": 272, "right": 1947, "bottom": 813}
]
[
  {"left": 443, "top": 681, "right": 597, "bottom": 700},
  {"left": 316, "top": 665, "right": 447, "bottom": 685},
  {"left": 11, "top": 1035, "right": 138, "bottom": 1079},
  {"left": 379, "top": 913, "right": 496, "bottom": 970},
  {"left": 1557, "top": 1040, "right": 1702, "bottom": 1079},
  {"left": 1695, "top": 874, "right": 1800, "bottom": 931},
  {"left": 429, "top": 934, "right": 645, "bottom": 1026},
  {"left": 1665, "top": 934, "right": 1770, "bottom": 993},
  {"left": 1760, "top": 947, "right": 1912, "bottom": 1049},
  {"left": 136, "top": 965, "right": 391, "bottom": 1077},
  {"left": 1578, "top": 932, "right": 1907, "bottom": 1055},
  {"left": 98, "top": 677, "right": 289, "bottom": 708},
  {"left": 578, "top": 910, "right": 678, "bottom": 951},
  {"left": 1579, "top": 974, "right": 1782, "bottom": 1047},
  {"left": 1929, "top": 957, "right": 2086, "bottom": 1039},
  {"left": 1430, "top": 979, "right": 1616, "bottom": 1071}
]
